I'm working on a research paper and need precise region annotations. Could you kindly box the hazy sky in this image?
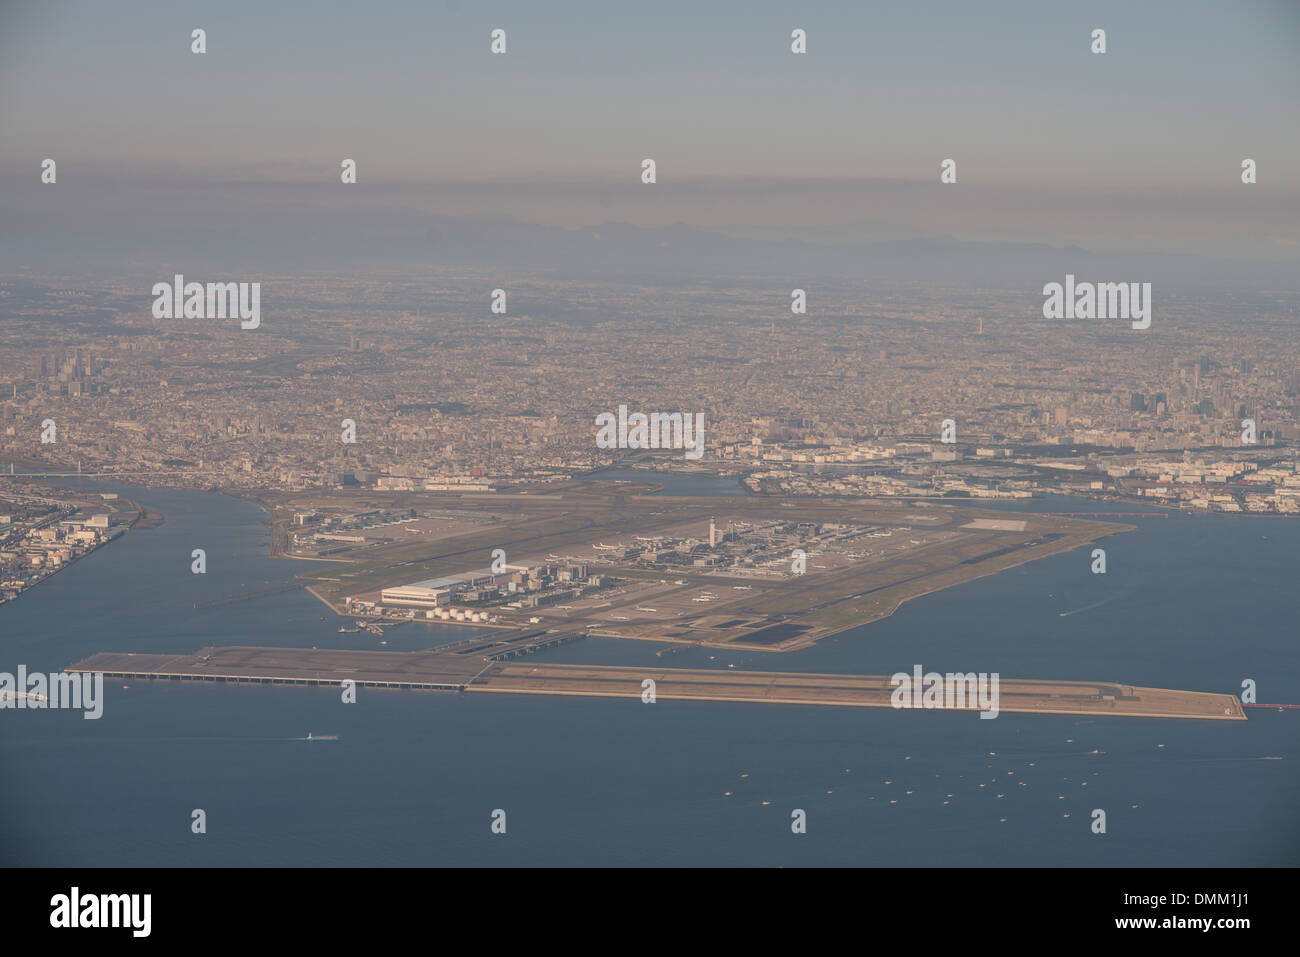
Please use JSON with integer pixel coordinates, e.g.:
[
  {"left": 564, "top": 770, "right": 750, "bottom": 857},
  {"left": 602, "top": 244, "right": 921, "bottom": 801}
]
[{"left": 1, "top": 0, "right": 1297, "bottom": 261}]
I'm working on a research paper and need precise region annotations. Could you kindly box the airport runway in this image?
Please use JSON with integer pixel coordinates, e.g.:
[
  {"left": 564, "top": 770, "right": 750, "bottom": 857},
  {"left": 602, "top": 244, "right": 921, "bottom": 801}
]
[{"left": 68, "top": 646, "right": 1246, "bottom": 721}]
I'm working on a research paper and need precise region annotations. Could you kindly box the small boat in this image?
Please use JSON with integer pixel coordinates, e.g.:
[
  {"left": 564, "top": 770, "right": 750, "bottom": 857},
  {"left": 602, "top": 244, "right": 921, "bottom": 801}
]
[
  {"left": 0, "top": 691, "right": 48, "bottom": 702},
  {"left": 304, "top": 733, "right": 339, "bottom": 741}
]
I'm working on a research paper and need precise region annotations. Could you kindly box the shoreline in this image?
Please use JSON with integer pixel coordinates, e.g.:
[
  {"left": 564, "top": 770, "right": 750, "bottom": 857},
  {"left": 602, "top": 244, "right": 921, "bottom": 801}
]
[{"left": 0, "top": 517, "right": 139, "bottom": 608}]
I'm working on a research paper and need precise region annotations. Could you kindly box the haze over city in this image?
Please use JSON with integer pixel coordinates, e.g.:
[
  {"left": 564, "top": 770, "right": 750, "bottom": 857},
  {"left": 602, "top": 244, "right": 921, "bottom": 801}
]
[{"left": 0, "top": 1, "right": 1295, "bottom": 920}]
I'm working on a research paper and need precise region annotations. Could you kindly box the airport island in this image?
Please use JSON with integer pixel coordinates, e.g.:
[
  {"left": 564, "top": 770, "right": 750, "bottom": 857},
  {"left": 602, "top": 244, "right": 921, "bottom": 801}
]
[
  {"left": 68, "top": 481, "right": 1246, "bottom": 720},
  {"left": 272, "top": 480, "right": 1134, "bottom": 652}
]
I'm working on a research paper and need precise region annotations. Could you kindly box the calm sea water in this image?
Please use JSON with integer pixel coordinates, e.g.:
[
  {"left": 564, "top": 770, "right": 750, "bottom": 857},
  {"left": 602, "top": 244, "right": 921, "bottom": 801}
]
[{"left": 1, "top": 476, "right": 1296, "bottom": 866}]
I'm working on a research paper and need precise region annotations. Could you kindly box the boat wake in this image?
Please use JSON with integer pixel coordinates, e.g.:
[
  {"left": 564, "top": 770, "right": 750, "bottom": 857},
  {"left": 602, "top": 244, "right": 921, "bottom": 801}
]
[{"left": 1059, "top": 594, "right": 1124, "bottom": 618}]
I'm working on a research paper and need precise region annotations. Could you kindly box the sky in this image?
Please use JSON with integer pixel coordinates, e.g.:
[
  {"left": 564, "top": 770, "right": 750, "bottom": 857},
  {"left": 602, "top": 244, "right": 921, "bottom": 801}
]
[{"left": 1, "top": 0, "right": 1297, "bottom": 266}]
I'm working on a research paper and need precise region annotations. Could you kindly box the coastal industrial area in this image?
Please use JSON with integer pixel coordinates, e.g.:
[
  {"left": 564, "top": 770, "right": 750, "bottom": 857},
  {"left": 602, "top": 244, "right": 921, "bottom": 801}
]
[{"left": 0, "top": 481, "right": 145, "bottom": 606}]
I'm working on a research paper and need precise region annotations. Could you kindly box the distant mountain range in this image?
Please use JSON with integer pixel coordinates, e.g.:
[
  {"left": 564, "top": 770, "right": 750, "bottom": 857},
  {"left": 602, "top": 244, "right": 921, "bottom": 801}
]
[
  {"left": 411, "top": 218, "right": 1291, "bottom": 289},
  {"left": 3, "top": 191, "right": 1295, "bottom": 290}
]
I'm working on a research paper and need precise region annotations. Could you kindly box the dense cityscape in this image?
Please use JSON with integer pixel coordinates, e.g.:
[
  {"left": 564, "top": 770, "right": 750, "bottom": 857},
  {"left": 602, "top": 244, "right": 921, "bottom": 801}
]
[
  {"left": 2, "top": 0, "right": 1297, "bottom": 901},
  {"left": 2, "top": 272, "right": 1298, "bottom": 516}
]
